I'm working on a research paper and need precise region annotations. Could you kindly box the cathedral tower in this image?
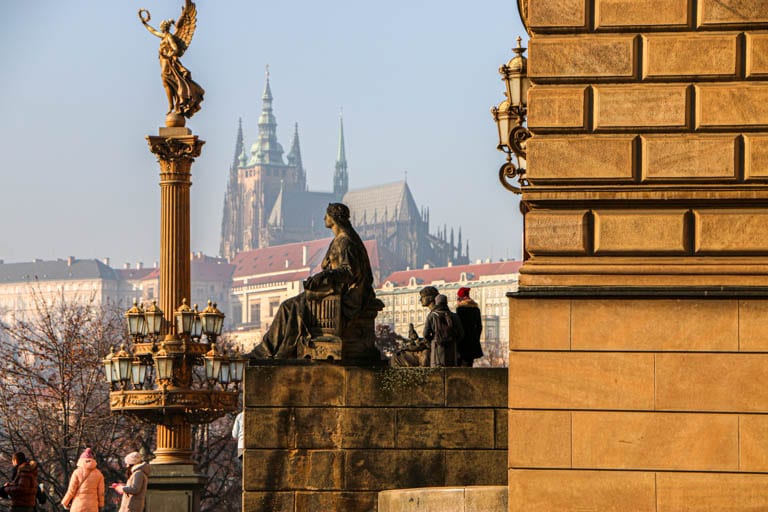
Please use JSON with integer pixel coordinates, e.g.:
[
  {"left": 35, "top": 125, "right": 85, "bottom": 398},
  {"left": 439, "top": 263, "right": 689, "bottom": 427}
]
[{"left": 333, "top": 113, "right": 349, "bottom": 198}]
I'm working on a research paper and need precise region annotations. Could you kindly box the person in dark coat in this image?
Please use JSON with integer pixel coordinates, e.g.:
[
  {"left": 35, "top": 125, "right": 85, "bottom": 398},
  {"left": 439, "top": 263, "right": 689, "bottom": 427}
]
[
  {"left": 424, "top": 294, "right": 463, "bottom": 367},
  {"left": 455, "top": 287, "right": 483, "bottom": 367},
  {"left": 4, "top": 452, "right": 38, "bottom": 512}
]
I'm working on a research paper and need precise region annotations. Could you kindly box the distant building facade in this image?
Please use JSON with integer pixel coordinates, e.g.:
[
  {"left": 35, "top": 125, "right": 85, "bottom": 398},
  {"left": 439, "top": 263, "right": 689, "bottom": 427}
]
[
  {"left": 0, "top": 257, "right": 131, "bottom": 322},
  {"left": 0, "top": 255, "right": 234, "bottom": 327},
  {"left": 376, "top": 260, "right": 521, "bottom": 367},
  {"left": 219, "top": 72, "right": 467, "bottom": 270}
]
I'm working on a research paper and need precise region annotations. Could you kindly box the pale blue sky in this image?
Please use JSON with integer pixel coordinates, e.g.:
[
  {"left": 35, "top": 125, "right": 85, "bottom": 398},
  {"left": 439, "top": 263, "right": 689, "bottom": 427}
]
[{"left": 0, "top": 1, "right": 525, "bottom": 266}]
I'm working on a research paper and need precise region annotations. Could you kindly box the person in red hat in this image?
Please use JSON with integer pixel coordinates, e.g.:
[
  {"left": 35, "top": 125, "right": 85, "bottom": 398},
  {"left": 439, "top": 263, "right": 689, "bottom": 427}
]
[
  {"left": 61, "top": 448, "right": 105, "bottom": 512},
  {"left": 455, "top": 287, "right": 483, "bottom": 366}
]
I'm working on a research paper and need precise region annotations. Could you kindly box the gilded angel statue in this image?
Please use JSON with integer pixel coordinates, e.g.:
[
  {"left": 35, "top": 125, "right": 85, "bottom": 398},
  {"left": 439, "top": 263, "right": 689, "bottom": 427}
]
[{"left": 139, "top": 1, "right": 205, "bottom": 119}]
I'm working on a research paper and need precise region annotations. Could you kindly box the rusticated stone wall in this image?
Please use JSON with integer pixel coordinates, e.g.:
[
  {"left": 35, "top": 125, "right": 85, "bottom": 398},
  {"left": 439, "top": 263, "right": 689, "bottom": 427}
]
[
  {"left": 520, "top": 0, "right": 768, "bottom": 287},
  {"left": 241, "top": 364, "right": 507, "bottom": 512},
  {"left": 511, "top": 0, "right": 768, "bottom": 510}
]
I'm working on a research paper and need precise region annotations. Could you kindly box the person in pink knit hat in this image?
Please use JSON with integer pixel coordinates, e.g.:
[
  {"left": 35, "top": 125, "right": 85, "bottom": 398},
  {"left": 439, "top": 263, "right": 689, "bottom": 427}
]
[{"left": 61, "top": 448, "right": 105, "bottom": 512}]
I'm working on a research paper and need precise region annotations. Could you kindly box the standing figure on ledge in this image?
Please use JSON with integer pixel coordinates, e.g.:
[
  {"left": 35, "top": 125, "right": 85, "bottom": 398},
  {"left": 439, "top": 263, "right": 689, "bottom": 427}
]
[
  {"left": 253, "top": 203, "right": 378, "bottom": 359},
  {"left": 139, "top": 0, "right": 205, "bottom": 119}
]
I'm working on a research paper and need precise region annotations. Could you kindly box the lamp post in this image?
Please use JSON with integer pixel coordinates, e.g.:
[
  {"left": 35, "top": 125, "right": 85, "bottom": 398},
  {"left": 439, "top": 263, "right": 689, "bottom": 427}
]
[
  {"left": 491, "top": 36, "right": 532, "bottom": 194},
  {"left": 104, "top": 103, "right": 240, "bottom": 468}
]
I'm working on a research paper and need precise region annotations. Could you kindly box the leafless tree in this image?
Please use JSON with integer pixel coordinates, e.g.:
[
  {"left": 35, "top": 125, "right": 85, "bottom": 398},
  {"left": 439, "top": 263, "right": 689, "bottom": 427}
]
[
  {"left": 0, "top": 288, "right": 243, "bottom": 511},
  {"left": 0, "top": 288, "right": 145, "bottom": 511}
]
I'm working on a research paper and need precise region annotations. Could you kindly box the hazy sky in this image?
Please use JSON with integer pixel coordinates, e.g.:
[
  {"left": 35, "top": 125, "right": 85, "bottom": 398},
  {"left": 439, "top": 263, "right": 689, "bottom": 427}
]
[{"left": 0, "top": 1, "right": 526, "bottom": 267}]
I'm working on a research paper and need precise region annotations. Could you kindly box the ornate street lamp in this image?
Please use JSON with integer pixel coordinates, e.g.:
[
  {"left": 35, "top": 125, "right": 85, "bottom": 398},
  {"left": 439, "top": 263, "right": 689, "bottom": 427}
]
[
  {"left": 112, "top": 344, "right": 134, "bottom": 390},
  {"left": 102, "top": 347, "right": 115, "bottom": 389},
  {"left": 204, "top": 343, "right": 223, "bottom": 387},
  {"left": 125, "top": 300, "right": 146, "bottom": 342},
  {"left": 492, "top": 36, "right": 532, "bottom": 194},
  {"left": 190, "top": 304, "right": 203, "bottom": 341},
  {"left": 175, "top": 299, "right": 196, "bottom": 337},
  {"left": 200, "top": 301, "right": 225, "bottom": 342},
  {"left": 144, "top": 300, "right": 164, "bottom": 339}
]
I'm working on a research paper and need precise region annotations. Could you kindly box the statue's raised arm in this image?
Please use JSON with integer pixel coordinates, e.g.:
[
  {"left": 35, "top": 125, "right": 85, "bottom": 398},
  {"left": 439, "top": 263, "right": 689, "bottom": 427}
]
[{"left": 138, "top": 1, "right": 204, "bottom": 123}]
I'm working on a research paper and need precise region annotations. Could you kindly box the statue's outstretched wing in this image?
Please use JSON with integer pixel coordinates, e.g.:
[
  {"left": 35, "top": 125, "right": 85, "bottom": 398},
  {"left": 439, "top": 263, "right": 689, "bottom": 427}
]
[{"left": 174, "top": 0, "right": 197, "bottom": 52}]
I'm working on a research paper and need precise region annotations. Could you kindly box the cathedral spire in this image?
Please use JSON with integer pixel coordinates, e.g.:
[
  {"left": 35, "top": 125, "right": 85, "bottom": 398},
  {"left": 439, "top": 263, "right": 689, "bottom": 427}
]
[
  {"left": 287, "top": 122, "right": 307, "bottom": 191},
  {"left": 250, "top": 65, "right": 284, "bottom": 165},
  {"left": 333, "top": 110, "right": 349, "bottom": 198},
  {"left": 232, "top": 117, "right": 244, "bottom": 169}
]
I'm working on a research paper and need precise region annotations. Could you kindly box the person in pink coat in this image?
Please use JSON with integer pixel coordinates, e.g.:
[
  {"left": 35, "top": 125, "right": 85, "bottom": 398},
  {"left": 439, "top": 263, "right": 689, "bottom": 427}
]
[{"left": 61, "top": 448, "right": 105, "bottom": 512}]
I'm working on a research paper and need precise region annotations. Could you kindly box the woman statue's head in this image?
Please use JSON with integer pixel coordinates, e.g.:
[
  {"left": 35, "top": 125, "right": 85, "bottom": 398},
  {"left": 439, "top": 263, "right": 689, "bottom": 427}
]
[{"left": 326, "top": 203, "right": 351, "bottom": 225}]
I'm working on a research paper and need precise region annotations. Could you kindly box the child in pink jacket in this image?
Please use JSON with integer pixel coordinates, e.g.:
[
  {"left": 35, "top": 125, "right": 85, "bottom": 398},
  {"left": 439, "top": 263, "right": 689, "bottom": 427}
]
[{"left": 62, "top": 448, "right": 105, "bottom": 512}]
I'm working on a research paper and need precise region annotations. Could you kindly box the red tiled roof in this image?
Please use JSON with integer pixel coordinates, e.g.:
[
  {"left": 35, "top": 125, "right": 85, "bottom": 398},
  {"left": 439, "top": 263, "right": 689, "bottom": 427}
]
[
  {"left": 232, "top": 237, "right": 383, "bottom": 283},
  {"left": 139, "top": 260, "right": 235, "bottom": 282},
  {"left": 232, "top": 238, "right": 332, "bottom": 279},
  {"left": 381, "top": 260, "right": 522, "bottom": 286}
]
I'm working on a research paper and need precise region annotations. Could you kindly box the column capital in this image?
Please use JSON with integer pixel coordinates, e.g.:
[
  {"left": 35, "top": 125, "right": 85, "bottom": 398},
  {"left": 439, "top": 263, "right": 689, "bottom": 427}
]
[{"left": 146, "top": 133, "right": 205, "bottom": 165}]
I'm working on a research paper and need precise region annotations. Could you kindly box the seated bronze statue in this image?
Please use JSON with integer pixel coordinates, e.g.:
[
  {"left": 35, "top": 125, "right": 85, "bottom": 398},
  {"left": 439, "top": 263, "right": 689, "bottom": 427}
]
[{"left": 253, "top": 203, "right": 383, "bottom": 360}]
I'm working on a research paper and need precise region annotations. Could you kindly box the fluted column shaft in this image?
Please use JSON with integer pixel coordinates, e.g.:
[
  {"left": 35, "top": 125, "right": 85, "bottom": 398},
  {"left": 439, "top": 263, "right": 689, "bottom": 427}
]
[{"left": 146, "top": 129, "right": 205, "bottom": 464}]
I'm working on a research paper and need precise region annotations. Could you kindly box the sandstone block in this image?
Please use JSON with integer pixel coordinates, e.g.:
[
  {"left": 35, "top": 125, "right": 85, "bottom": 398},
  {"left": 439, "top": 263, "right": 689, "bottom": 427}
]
[
  {"left": 571, "top": 298, "right": 738, "bottom": 351},
  {"left": 244, "top": 408, "right": 295, "bottom": 449},
  {"left": 594, "top": 84, "right": 689, "bottom": 129},
  {"left": 592, "top": 209, "right": 690, "bottom": 255},
  {"left": 642, "top": 135, "right": 738, "bottom": 180},
  {"left": 572, "top": 411, "right": 738, "bottom": 470},
  {"left": 642, "top": 33, "right": 738, "bottom": 78},
  {"left": 243, "top": 449, "right": 343, "bottom": 491},
  {"left": 495, "top": 408, "right": 508, "bottom": 450},
  {"left": 529, "top": 35, "right": 637, "bottom": 78},
  {"left": 739, "top": 415, "right": 768, "bottom": 471},
  {"left": 527, "top": 0, "right": 587, "bottom": 30},
  {"left": 509, "top": 470, "right": 656, "bottom": 511},
  {"left": 656, "top": 353, "right": 768, "bottom": 412},
  {"left": 445, "top": 451, "right": 508, "bottom": 486},
  {"left": 595, "top": 0, "right": 689, "bottom": 28},
  {"left": 699, "top": 0, "right": 768, "bottom": 26},
  {"left": 509, "top": 352, "right": 654, "bottom": 410},
  {"left": 379, "top": 488, "right": 466, "bottom": 512},
  {"left": 242, "top": 492, "right": 294, "bottom": 512},
  {"left": 345, "top": 450, "right": 445, "bottom": 490},
  {"left": 527, "top": 136, "right": 637, "bottom": 182},
  {"left": 295, "top": 491, "right": 377, "bottom": 512},
  {"left": 694, "top": 209, "right": 768, "bottom": 253},
  {"left": 739, "top": 300, "right": 768, "bottom": 352},
  {"left": 510, "top": 297, "right": 571, "bottom": 349},
  {"left": 244, "top": 365, "right": 345, "bottom": 407},
  {"left": 509, "top": 410, "right": 571, "bottom": 468},
  {"left": 346, "top": 367, "right": 445, "bottom": 407},
  {"left": 525, "top": 210, "right": 590, "bottom": 256},
  {"left": 341, "top": 408, "right": 395, "bottom": 449},
  {"left": 746, "top": 33, "right": 768, "bottom": 77},
  {"left": 657, "top": 473, "right": 768, "bottom": 510},
  {"left": 527, "top": 86, "right": 588, "bottom": 129},
  {"left": 396, "top": 408, "right": 495, "bottom": 449},
  {"left": 696, "top": 84, "right": 768, "bottom": 128},
  {"left": 744, "top": 134, "right": 768, "bottom": 179},
  {"left": 465, "top": 486, "right": 508, "bottom": 512},
  {"left": 445, "top": 368, "right": 507, "bottom": 407},
  {"left": 294, "top": 407, "right": 344, "bottom": 448}
]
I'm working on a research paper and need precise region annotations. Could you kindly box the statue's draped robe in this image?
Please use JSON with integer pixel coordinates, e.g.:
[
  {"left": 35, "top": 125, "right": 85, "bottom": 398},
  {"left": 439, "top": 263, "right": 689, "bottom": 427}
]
[
  {"left": 159, "top": 34, "right": 204, "bottom": 117},
  {"left": 255, "top": 230, "right": 376, "bottom": 358}
]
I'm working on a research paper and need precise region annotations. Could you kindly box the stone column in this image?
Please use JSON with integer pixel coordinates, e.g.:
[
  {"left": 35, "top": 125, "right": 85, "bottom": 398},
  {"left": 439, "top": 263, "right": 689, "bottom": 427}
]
[{"left": 145, "top": 127, "right": 207, "bottom": 512}]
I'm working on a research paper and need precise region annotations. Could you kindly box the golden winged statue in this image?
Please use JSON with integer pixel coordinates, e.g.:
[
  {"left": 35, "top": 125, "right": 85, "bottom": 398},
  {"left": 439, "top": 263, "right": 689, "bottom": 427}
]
[{"left": 139, "top": 0, "right": 204, "bottom": 120}]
